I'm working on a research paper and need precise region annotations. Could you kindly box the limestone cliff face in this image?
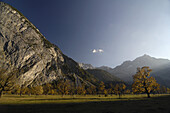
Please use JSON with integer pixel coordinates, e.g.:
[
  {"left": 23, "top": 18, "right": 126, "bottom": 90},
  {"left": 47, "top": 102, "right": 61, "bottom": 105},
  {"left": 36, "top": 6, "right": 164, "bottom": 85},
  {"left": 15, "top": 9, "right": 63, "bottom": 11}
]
[
  {"left": 0, "top": 2, "right": 96, "bottom": 86},
  {"left": 78, "top": 63, "right": 94, "bottom": 70}
]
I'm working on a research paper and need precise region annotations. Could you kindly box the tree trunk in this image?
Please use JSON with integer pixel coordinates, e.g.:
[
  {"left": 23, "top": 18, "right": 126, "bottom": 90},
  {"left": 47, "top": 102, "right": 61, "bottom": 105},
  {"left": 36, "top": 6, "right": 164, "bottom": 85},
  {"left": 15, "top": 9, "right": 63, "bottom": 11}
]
[
  {"left": 147, "top": 93, "right": 150, "bottom": 98},
  {"left": 119, "top": 93, "right": 121, "bottom": 99},
  {"left": 20, "top": 91, "right": 22, "bottom": 96},
  {"left": 145, "top": 87, "right": 150, "bottom": 98},
  {"left": 0, "top": 91, "right": 2, "bottom": 98},
  {"left": 144, "top": 81, "right": 150, "bottom": 98}
]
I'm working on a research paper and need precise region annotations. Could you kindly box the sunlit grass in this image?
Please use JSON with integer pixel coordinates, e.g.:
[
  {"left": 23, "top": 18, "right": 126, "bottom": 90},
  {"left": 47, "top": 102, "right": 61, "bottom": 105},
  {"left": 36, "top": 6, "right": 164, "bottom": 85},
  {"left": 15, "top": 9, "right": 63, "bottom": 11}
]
[{"left": 0, "top": 94, "right": 169, "bottom": 105}]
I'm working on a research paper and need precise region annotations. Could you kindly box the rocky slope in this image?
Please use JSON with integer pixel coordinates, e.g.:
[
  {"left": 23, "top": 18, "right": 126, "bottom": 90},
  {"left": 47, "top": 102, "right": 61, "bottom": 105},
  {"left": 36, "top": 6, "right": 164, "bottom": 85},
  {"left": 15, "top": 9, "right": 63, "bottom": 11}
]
[
  {"left": 86, "top": 69, "right": 121, "bottom": 83},
  {"left": 79, "top": 63, "right": 122, "bottom": 84},
  {"left": 0, "top": 2, "right": 97, "bottom": 86},
  {"left": 97, "top": 66, "right": 113, "bottom": 74},
  {"left": 78, "top": 63, "right": 94, "bottom": 70}
]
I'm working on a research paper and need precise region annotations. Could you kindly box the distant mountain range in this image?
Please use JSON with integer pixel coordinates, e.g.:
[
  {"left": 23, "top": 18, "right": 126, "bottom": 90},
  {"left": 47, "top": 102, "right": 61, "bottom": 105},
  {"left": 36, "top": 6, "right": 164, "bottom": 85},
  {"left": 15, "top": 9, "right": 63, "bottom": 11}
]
[
  {"left": 80, "top": 54, "right": 170, "bottom": 87},
  {"left": 86, "top": 69, "right": 122, "bottom": 84}
]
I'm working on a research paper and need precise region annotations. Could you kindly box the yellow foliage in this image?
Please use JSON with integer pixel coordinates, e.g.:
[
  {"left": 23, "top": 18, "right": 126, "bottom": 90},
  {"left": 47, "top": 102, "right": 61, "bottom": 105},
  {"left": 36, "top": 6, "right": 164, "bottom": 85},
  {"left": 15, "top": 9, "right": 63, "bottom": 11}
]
[
  {"left": 132, "top": 66, "right": 160, "bottom": 97},
  {"left": 98, "top": 81, "right": 105, "bottom": 94},
  {"left": 56, "top": 79, "right": 70, "bottom": 95}
]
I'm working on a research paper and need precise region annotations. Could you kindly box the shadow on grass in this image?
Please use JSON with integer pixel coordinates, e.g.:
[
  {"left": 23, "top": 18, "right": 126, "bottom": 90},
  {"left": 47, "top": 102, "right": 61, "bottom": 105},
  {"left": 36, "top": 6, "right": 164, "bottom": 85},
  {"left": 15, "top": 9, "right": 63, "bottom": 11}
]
[
  {"left": 20, "top": 97, "right": 128, "bottom": 101},
  {"left": 14, "top": 95, "right": 160, "bottom": 102},
  {"left": 0, "top": 95, "right": 170, "bottom": 113}
]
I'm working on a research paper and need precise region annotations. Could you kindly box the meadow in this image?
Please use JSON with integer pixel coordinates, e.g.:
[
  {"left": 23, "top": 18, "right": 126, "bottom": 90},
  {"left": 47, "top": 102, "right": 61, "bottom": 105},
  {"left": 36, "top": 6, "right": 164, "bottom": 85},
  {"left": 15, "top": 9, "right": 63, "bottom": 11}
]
[{"left": 0, "top": 94, "right": 170, "bottom": 113}]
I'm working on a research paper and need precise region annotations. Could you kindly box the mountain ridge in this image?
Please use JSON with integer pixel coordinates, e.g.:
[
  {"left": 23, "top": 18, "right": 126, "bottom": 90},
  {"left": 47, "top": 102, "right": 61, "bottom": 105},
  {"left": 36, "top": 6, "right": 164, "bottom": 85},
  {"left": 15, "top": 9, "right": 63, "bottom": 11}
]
[
  {"left": 99, "top": 54, "right": 170, "bottom": 87},
  {"left": 80, "top": 54, "right": 170, "bottom": 87},
  {"left": 0, "top": 2, "right": 97, "bottom": 87},
  {"left": 86, "top": 69, "right": 122, "bottom": 83}
]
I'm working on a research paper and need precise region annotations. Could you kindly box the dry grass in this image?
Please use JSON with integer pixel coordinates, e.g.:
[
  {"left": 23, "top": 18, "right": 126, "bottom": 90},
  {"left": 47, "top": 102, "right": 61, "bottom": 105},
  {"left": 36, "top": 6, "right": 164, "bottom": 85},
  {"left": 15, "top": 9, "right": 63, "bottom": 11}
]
[{"left": 0, "top": 94, "right": 170, "bottom": 113}]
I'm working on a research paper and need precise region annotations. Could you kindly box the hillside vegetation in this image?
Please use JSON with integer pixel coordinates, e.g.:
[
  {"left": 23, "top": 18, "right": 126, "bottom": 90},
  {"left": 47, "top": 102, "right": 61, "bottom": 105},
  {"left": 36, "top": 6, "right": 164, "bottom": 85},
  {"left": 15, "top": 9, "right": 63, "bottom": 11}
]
[{"left": 87, "top": 69, "right": 121, "bottom": 83}]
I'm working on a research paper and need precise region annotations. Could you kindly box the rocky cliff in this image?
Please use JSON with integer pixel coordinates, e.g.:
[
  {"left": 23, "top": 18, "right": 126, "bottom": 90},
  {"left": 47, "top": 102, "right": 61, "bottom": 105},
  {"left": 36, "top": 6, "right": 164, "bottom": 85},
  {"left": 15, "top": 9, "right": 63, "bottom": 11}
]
[
  {"left": 78, "top": 63, "right": 94, "bottom": 70},
  {"left": 0, "top": 2, "right": 96, "bottom": 86}
]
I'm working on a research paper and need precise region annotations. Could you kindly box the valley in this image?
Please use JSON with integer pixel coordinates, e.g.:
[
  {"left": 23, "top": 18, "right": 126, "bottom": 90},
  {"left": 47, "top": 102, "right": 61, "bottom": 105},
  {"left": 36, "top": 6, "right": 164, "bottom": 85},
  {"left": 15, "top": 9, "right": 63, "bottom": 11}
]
[
  {"left": 0, "top": 1, "right": 170, "bottom": 113},
  {"left": 0, "top": 94, "right": 170, "bottom": 113}
]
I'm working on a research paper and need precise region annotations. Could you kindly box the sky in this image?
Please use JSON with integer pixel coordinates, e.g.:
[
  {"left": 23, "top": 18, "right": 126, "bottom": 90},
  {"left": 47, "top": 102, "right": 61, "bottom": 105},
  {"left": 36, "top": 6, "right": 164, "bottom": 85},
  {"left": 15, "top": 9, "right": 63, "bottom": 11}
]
[{"left": 1, "top": 0, "right": 170, "bottom": 67}]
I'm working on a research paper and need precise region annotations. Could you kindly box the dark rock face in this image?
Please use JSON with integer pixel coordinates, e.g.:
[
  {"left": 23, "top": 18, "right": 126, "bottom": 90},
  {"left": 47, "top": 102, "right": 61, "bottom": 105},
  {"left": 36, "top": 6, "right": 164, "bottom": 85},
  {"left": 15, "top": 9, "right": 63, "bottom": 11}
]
[{"left": 0, "top": 2, "right": 96, "bottom": 86}]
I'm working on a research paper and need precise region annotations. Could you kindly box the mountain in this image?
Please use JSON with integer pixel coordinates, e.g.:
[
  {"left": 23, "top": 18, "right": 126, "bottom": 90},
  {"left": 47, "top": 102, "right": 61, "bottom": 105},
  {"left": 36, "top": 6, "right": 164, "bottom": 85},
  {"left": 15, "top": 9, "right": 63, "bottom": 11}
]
[
  {"left": 0, "top": 2, "right": 97, "bottom": 87},
  {"left": 78, "top": 63, "right": 123, "bottom": 84},
  {"left": 86, "top": 69, "right": 121, "bottom": 83},
  {"left": 99, "top": 54, "right": 170, "bottom": 87},
  {"left": 97, "top": 66, "right": 113, "bottom": 74},
  {"left": 78, "top": 63, "right": 94, "bottom": 70}
]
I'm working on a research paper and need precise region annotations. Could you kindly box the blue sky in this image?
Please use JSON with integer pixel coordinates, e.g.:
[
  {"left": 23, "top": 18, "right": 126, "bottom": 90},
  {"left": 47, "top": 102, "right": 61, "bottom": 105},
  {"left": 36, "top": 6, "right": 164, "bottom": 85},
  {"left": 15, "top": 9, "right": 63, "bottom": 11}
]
[{"left": 1, "top": 0, "right": 170, "bottom": 67}]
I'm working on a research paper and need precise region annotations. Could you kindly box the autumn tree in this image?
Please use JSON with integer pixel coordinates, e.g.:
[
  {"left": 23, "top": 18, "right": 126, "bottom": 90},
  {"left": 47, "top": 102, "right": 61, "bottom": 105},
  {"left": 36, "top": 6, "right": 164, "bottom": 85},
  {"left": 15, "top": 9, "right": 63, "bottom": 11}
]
[
  {"left": 20, "top": 87, "right": 29, "bottom": 95},
  {"left": 114, "top": 83, "right": 126, "bottom": 98},
  {"left": 69, "top": 83, "right": 76, "bottom": 96},
  {"left": 86, "top": 86, "right": 96, "bottom": 95},
  {"left": 57, "top": 79, "right": 70, "bottom": 96},
  {"left": 167, "top": 88, "right": 170, "bottom": 94},
  {"left": 104, "top": 89, "right": 108, "bottom": 97},
  {"left": 98, "top": 81, "right": 105, "bottom": 96},
  {"left": 12, "top": 84, "right": 28, "bottom": 96},
  {"left": 125, "top": 89, "right": 131, "bottom": 94},
  {"left": 159, "top": 86, "right": 167, "bottom": 94},
  {"left": 76, "top": 85, "right": 86, "bottom": 95},
  {"left": 0, "top": 70, "right": 16, "bottom": 98},
  {"left": 132, "top": 66, "right": 160, "bottom": 98},
  {"left": 18, "top": 84, "right": 28, "bottom": 96},
  {"left": 32, "top": 86, "right": 44, "bottom": 95},
  {"left": 43, "top": 83, "right": 53, "bottom": 95},
  {"left": 25, "top": 86, "right": 32, "bottom": 96},
  {"left": 108, "top": 83, "right": 115, "bottom": 96},
  {"left": 12, "top": 85, "right": 21, "bottom": 95}
]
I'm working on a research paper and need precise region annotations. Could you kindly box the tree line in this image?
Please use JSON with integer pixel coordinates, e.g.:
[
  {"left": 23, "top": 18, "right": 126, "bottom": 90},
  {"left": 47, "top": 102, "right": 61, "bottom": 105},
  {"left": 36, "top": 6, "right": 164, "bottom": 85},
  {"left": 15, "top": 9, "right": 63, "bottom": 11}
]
[
  {"left": 2, "top": 80, "right": 129, "bottom": 99},
  {"left": 1, "top": 66, "right": 170, "bottom": 98}
]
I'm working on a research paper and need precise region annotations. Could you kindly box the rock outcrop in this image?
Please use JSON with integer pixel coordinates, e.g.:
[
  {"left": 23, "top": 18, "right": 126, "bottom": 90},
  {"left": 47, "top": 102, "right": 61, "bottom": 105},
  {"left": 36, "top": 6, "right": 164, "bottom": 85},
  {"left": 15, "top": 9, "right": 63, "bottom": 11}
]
[
  {"left": 78, "top": 63, "right": 94, "bottom": 70},
  {"left": 0, "top": 2, "right": 96, "bottom": 86}
]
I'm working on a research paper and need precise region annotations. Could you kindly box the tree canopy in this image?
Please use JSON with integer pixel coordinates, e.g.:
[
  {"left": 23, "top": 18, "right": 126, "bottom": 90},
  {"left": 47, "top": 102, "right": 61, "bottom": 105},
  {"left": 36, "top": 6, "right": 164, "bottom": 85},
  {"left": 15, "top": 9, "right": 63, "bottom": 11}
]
[{"left": 132, "top": 66, "right": 160, "bottom": 98}]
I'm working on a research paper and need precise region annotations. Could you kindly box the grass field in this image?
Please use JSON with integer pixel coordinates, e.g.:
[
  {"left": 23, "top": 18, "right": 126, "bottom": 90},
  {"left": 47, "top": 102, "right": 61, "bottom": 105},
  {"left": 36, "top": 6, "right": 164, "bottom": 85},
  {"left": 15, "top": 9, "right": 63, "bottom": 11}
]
[{"left": 0, "top": 94, "right": 170, "bottom": 113}]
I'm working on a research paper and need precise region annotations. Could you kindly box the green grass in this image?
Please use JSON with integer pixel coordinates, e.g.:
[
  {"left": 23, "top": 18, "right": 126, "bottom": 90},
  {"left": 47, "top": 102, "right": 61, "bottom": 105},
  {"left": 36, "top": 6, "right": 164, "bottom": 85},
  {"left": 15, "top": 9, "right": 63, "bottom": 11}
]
[
  {"left": 0, "top": 94, "right": 160, "bottom": 104},
  {"left": 0, "top": 94, "right": 170, "bottom": 113}
]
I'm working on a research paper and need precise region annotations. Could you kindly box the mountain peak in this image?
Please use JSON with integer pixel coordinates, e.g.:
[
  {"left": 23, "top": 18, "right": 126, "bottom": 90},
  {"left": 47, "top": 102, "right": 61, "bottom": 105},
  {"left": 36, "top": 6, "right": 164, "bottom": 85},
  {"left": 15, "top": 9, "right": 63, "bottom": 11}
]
[
  {"left": 0, "top": 2, "right": 96, "bottom": 87},
  {"left": 143, "top": 54, "right": 151, "bottom": 57},
  {"left": 111, "top": 55, "right": 170, "bottom": 85},
  {"left": 78, "top": 63, "right": 94, "bottom": 70},
  {"left": 138, "top": 54, "right": 152, "bottom": 59}
]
